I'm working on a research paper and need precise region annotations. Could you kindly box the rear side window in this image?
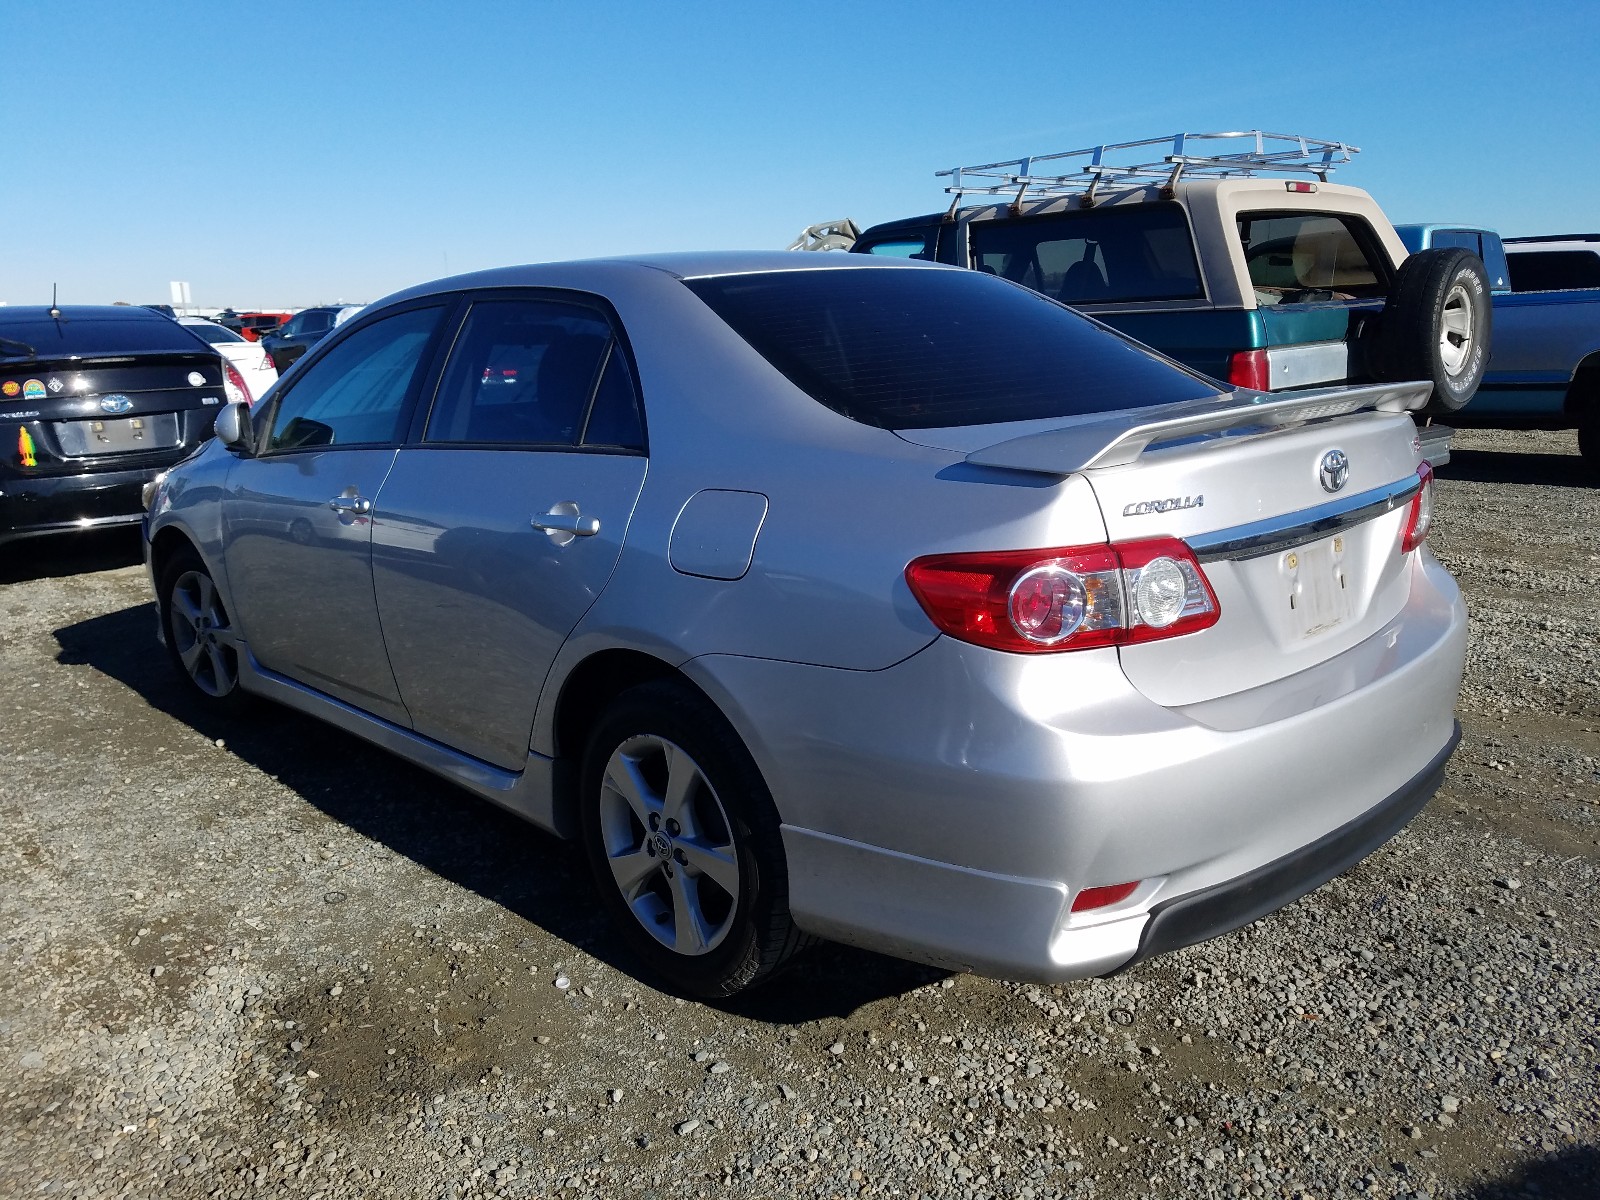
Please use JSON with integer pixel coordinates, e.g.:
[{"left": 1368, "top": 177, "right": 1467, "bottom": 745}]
[
  {"left": 426, "top": 300, "right": 613, "bottom": 447},
  {"left": 266, "top": 306, "right": 441, "bottom": 451},
  {"left": 684, "top": 267, "right": 1221, "bottom": 431},
  {"left": 1238, "top": 212, "right": 1388, "bottom": 302},
  {"left": 969, "top": 204, "right": 1204, "bottom": 304},
  {"left": 1430, "top": 230, "right": 1481, "bottom": 254},
  {"left": 1507, "top": 250, "right": 1600, "bottom": 292}
]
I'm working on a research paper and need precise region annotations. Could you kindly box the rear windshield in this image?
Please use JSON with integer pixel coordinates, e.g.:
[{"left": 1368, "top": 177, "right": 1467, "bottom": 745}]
[
  {"left": 968, "top": 203, "right": 1204, "bottom": 304},
  {"left": 183, "top": 322, "right": 247, "bottom": 345},
  {"left": 0, "top": 314, "right": 210, "bottom": 359},
  {"left": 684, "top": 267, "right": 1221, "bottom": 430}
]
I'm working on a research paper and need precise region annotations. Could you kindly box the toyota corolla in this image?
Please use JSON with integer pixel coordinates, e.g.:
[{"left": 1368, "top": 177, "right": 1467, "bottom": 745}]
[{"left": 143, "top": 252, "right": 1466, "bottom": 996}]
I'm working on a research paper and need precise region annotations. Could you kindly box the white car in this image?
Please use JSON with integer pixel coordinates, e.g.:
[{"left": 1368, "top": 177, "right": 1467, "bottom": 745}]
[{"left": 178, "top": 318, "right": 279, "bottom": 404}]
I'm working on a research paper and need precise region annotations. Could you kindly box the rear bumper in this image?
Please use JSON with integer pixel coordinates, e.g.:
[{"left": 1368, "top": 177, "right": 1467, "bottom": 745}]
[
  {"left": 685, "top": 552, "right": 1466, "bottom": 981},
  {"left": 0, "top": 468, "right": 161, "bottom": 545},
  {"left": 1117, "top": 723, "right": 1458, "bottom": 970}
]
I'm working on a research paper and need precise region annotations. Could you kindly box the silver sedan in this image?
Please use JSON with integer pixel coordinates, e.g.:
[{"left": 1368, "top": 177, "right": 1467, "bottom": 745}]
[{"left": 143, "top": 252, "right": 1466, "bottom": 997}]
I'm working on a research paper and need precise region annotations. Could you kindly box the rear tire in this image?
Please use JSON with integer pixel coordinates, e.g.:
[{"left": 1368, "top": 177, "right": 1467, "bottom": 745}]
[
  {"left": 157, "top": 546, "right": 250, "bottom": 713},
  {"left": 579, "top": 680, "right": 806, "bottom": 997},
  {"left": 1578, "top": 402, "right": 1600, "bottom": 483},
  {"left": 1369, "top": 248, "right": 1491, "bottom": 414}
]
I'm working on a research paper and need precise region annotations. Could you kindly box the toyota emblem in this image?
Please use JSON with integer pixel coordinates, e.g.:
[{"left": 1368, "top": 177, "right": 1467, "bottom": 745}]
[{"left": 1318, "top": 449, "right": 1349, "bottom": 493}]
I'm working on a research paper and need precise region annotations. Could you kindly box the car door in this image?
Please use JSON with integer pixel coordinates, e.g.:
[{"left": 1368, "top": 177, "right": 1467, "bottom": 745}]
[
  {"left": 222, "top": 301, "right": 450, "bottom": 725},
  {"left": 371, "top": 294, "right": 648, "bottom": 770}
]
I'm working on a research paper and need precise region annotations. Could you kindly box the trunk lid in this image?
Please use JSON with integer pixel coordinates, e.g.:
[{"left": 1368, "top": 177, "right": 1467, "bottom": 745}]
[
  {"left": 929, "top": 384, "right": 1430, "bottom": 706},
  {"left": 1, "top": 351, "right": 226, "bottom": 476},
  {"left": 1089, "top": 410, "right": 1421, "bottom": 704}
]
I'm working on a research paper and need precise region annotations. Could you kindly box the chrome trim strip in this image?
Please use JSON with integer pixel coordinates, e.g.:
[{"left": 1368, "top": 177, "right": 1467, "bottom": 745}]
[{"left": 1189, "top": 475, "right": 1421, "bottom": 563}]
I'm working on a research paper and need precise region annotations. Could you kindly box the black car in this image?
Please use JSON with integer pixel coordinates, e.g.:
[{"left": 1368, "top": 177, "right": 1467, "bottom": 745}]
[
  {"left": 259, "top": 305, "right": 348, "bottom": 372},
  {"left": 1, "top": 306, "right": 233, "bottom": 545}
]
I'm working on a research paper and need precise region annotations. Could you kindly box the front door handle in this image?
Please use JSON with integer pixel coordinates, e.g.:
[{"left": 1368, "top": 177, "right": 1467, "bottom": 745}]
[
  {"left": 532, "top": 501, "right": 600, "bottom": 546},
  {"left": 328, "top": 488, "right": 372, "bottom": 516}
]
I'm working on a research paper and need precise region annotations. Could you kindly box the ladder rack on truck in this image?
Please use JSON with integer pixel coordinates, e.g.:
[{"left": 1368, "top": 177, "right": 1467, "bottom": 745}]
[{"left": 937, "top": 130, "right": 1359, "bottom": 209}]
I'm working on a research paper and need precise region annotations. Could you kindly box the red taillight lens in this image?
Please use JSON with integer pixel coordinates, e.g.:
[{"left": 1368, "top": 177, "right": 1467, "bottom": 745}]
[
  {"left": 1071, "top": 881, "right": 1140, "bottom": 912},
  {"left": 1400, "top": 461, "right": 1434, "bottom": 553},
  {"left": 905, "top": 536, "right": 1219, "bottom": 654},
  {"left": 1226, "top": 349, "right": 1270, "bottom": 391},
  {"left": 221, "top": 360, "right": 253, "bottom": 406}
]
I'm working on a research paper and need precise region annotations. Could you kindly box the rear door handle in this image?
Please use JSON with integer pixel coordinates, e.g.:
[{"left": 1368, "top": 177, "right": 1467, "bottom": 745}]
[
  {"left": 532, "top": 502, "right": 600, "bottom": 545},
  {"left": 328, "top": 489, "right": 372, "bottom": 516}
]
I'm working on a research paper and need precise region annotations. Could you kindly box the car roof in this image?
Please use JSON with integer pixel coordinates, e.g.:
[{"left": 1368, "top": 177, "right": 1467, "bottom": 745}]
[
  {"left": 377, "top": 250, "right": 943, "bottom": 308},
  {"left": 0, "top": 304, "right": 178, "bottom": 326}
]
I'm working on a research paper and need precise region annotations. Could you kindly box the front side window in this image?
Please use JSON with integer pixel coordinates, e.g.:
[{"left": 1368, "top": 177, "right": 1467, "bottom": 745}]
[
  {"left": 969, "top": 204, "right": 1204, "bottom": 304},
  {"left": 265, "top": 306, "right": 440, "bottom": 451},
  {"left": 685, "top": 267, "right": 1220, "bottom": 430},
  {"left": 425, "top": 300, "right": 614, "bottom": 446},
  {"left": 1237, "top": 212, "right": 1388, "bottom": 303}
]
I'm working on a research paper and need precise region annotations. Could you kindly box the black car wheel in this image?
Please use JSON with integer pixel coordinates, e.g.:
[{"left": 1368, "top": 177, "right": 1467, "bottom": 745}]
[
  {"left": 1367, "top": 247, "right": 1492, "bottom": 414},
  {"left": 580, "top": 680, "right": 807, "bottom": 997},
  {"left": 1579, "top": 400, "right": 1600, "bottom": 482},
  {"left": 158, "top": 547, "right": 248, "bottom": 711}
]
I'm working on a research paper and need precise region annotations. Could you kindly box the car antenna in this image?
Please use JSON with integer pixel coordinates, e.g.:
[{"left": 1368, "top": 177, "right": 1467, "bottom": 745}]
[{"left": 49, "top": 283, "right": 62, "bottom": 321}]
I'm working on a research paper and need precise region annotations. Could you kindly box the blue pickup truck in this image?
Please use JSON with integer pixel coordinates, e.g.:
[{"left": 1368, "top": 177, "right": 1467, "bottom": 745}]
[{"left": 1396, "top": 226, "right": 1600, "bottom": 476}]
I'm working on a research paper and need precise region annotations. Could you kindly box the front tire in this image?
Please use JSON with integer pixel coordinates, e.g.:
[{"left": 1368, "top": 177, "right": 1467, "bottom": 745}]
[
  {"left": 579, "top": 680, "right": 805, "bottom": 996},
  {"left": 158, "top": 546, "right": 249, "bottom": 712}
]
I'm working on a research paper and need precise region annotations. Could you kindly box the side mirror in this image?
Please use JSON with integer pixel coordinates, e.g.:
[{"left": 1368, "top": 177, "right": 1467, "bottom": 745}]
[{"left": 214, "top": 401, "right": 253, "bottom": 453}]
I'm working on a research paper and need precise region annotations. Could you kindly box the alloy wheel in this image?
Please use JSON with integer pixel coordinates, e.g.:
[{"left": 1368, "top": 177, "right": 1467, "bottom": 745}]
[
  {"left": 169, "top": 570, "right": 238, "bottom": 698},
  {"left": 596, "top": 734, "right": 741, "bottom": 956}
]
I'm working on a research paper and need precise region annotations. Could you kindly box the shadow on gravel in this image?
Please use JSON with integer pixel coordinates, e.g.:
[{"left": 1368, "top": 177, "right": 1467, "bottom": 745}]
[
  {"left": 1458, "top": 1143, "right": 1600, "bottom": 1198},
  {"left": 54, "top": 601, "right": 942, "bottom": 1022},
  {"left": 1438, "top": 448, "right": 1596, "bottom": 488},
  {"left": 0, "top": 527, "right": 144, "bottom": 583}
]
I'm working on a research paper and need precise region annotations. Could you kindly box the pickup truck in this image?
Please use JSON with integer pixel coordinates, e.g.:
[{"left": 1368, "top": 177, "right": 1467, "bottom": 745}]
[
  {"left": 850, "top": 132, "right": 1493, "bottom": 425},
  {"left": 1396, "top": 226, "right": 1600, "bottom": 475}
]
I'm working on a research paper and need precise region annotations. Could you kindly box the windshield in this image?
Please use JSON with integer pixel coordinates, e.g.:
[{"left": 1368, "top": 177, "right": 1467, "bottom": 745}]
[{"left": 685, "top": 267, "right": 1221, "bottom": 430}]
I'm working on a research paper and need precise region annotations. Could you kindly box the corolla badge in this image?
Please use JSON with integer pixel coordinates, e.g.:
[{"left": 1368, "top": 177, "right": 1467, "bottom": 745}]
[
  {"left": 100, "top": 394, "right": 134, "bottom": 415},
  {"left": 1318, "top": 448, "right": 1349, "bottom": 493}
]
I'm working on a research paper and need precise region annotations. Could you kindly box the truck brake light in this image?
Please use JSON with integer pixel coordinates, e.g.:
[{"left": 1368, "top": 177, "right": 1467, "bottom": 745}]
[{"left": 1226, "top": 349, "right": 1270, "bottom": 391}]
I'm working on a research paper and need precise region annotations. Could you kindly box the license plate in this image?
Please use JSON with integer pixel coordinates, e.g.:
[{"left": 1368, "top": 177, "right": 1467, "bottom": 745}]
[
  {"left": 1286, "top": 535, "right": 1353, "bottom": 638},
  {"left": 55, "top": 413, "right": 180, "bottom": 456}
]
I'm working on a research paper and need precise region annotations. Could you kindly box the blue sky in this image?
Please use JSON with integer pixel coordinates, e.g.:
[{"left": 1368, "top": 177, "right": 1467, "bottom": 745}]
[{"left": 3, "top": 0, "right": 1597, "bottom": 309}]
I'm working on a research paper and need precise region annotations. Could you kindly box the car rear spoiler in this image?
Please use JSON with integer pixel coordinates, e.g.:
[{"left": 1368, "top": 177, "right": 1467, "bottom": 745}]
[{"left": 964, "top": 382, "right": 1435, "bottom": 476}]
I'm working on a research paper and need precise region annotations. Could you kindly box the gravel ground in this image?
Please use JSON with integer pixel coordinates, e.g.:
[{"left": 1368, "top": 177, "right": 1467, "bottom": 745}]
[{"left": 1, "top": 424, "right": 1596, "bottom": 1200}]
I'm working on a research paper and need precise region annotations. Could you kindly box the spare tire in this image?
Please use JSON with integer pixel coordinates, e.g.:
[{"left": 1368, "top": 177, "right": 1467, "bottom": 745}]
[{"left": 1368, "top": 247, "right": 1491, "bottom": 413}]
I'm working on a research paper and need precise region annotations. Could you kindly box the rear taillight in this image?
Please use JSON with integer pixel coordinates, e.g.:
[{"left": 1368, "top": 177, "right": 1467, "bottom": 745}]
[
  {"left": 221, "top": 360, "right": 253, "bottom": 407},
  {"left": 905, "top": 536, "right": 1219, "bottom": 654},
  {"left": 1226, "top": 348, "right": 1270, "bottom": 391},
  {"left": 1400, "top": 461, "right": 1434, "bottom": 553}
]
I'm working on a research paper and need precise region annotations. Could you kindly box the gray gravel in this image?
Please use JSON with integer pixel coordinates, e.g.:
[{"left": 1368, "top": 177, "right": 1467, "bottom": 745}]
[{"left": 2, "top": 424, "right": 1596, "bottom": 1199}]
